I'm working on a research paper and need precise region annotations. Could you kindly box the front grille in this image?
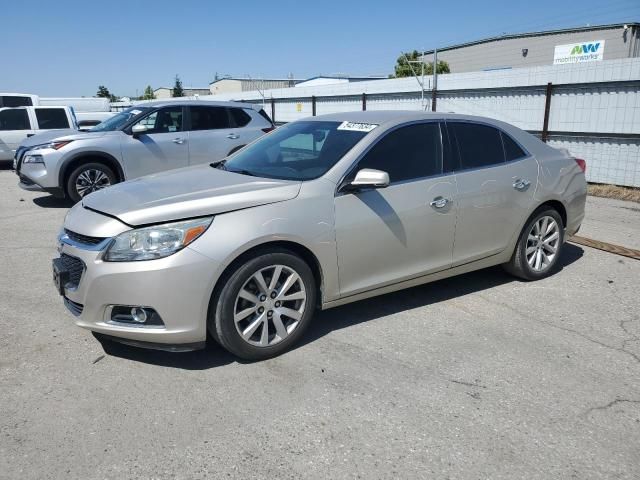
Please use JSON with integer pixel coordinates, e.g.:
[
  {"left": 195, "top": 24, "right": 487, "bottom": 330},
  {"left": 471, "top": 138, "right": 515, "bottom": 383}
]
[
  {"left": 65, "top": 229, "right": 106, "bottom": 246},
  {"left": 60, "top": 254, "right": 85, "bottom": 289},
  {"left": 63, "top": 297, "right": 84, "bottom": 316}
]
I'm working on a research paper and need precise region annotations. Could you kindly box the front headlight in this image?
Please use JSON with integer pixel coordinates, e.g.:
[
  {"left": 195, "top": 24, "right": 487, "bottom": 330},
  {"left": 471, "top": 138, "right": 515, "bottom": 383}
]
[
  {"left": 104, "top": 217, "right": 213, "bottom": 262},
  {"left": 23, "top": 154, "right": 44, "bottom": 164}
]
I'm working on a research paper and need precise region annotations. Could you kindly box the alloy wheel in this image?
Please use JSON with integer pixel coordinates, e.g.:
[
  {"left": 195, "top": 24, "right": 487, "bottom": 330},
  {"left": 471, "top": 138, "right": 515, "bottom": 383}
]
[
  {"left": 233, "top": 265, "right": 307, "bottom": 347},
  {"left": 526, "top": 215, "right": 560, "bottom": 272},
  {"left": 75, "top": 169, "right": 111, "bottom": 197}
]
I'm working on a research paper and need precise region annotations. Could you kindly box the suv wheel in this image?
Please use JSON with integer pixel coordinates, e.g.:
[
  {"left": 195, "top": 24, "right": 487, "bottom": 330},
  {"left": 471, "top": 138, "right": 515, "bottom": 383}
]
[
  {"left": 504, "top": 208, "right": 564, "bottom": 280},
  {"left": 209, "top": 250, "right": 316, "bottom": 360},
  {"left": 66, "top": 162, "right": 117, "bottom": 202}
]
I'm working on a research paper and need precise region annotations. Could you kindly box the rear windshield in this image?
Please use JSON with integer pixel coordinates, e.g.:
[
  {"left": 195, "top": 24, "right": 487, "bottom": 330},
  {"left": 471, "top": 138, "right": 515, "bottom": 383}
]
[{"left": 222, "top": 121, "right": 371, "bottom": 180}]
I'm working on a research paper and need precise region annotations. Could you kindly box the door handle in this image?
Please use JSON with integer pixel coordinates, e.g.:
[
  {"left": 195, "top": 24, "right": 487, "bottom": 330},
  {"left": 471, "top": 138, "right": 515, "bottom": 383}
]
[
  {"left": 226, "top": 133, "right": 240, "bottom": 140},
  {"left": 172, "top": 138, "right": 185, "bottom": 144},
  {"left": 513, "top": 179, "right": 531, "bottom": 191},
  {"left": 430, "top": 197, "right": 450, "bottom": 209}
]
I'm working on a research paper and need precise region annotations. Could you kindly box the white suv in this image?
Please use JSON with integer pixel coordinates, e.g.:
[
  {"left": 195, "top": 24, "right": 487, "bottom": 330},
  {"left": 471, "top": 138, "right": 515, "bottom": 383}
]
[{"left": 15, "top": 100, "right": 274, "bottom": 202}]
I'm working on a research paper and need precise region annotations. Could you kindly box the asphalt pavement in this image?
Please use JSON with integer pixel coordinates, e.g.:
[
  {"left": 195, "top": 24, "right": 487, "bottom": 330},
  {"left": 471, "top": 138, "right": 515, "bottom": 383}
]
[{"left": 1, "top": 167, "right": 639, "bottom": 480}]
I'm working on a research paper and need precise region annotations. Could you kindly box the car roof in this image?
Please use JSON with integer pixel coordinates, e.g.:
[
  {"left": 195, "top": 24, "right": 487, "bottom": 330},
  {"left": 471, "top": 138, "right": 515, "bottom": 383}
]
[
  {"left": 137, "top": 99, "right": 260, "bottom": 110},
  {"left": 306, "top": 110, "right": 508, "bottom": 126}
]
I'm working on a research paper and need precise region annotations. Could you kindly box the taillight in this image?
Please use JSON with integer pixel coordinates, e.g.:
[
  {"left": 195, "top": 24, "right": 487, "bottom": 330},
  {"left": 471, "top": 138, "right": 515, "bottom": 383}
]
[
  {"left": 261, "top": 126, "right": 275, "bottom": 133},
  {"left": 574, "top": 158, "right": 586, "bottom": 173}
]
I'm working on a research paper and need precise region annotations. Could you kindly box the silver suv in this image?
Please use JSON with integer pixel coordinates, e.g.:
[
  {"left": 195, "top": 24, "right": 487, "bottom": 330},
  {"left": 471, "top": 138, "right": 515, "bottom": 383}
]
[
  {"left": 15, "top": 100, "right": 274, "bottom": 202},
  {"left": 54, "top": 111, "right": 587, "bottom": 360}
]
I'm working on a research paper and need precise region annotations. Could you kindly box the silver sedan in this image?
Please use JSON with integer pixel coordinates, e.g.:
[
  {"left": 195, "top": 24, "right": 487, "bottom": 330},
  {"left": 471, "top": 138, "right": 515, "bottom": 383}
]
[{"left": 54, "top": 111, "right": 587, "bottom": 360}]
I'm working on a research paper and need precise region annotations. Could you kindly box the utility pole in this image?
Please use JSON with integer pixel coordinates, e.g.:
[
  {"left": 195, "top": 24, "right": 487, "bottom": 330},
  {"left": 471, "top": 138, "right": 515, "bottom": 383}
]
[{"left": 403, "top": 52, "right": 427, "bottom": 110}]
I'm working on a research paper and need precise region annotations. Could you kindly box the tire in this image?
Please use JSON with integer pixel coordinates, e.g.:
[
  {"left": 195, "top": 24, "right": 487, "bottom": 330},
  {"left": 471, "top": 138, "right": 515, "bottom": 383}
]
[
  {"left": 209, "top": 250, "right": 317, "bottom": 360},
  {"left": 503, "top": 207, "right": 564, "bottom": 281},
  {"left": 65, "top": 162, "right": 118, "bottom": 203}
]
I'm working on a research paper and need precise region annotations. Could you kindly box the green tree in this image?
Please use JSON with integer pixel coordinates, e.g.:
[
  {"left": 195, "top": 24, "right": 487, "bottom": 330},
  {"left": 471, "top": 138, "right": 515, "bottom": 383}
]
[
  {"left": 142, "top": 85, "right": 155, "bottom": 100},
  {"left": 172, "top": 75, "right": 184, "bottom": 97},
  {"left": 392, "top": 51, "right": 450, "bottom": 78},
  {"left": 96, "top": 85, "right": 112, "bottom": 98}
]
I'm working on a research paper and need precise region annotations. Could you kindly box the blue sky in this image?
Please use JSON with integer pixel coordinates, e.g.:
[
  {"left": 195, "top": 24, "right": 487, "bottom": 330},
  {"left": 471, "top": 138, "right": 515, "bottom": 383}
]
[{"left": 2, "top": 0, "right": 638, "bottom": 97}]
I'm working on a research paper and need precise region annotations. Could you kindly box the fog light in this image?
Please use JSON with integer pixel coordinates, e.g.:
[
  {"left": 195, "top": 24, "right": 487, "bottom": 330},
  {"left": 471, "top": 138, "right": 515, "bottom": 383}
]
[
  {"left": 109, "top": 306, "right": 164, "bottom": 327},
  {"left": 130, "top": 307, "right": 147, "bottom": 323}
]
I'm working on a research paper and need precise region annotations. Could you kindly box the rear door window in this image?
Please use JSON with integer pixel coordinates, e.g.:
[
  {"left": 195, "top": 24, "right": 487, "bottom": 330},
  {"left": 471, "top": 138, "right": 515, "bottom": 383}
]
[
  {"left": 501, "top": 132, "right": 527, "bottom": 161},
  {"left": 357, "top": 123, "right": 442, "bottom": 183},
  {"left": 450, "top": 122, "right": 505, "bottom": 170},
  {"left": 0, "top": 109, "right": 30, "bottom": 130},
  {"left": 35, "top": 108, "right": 70, "bottom": 129},
  {"left": 1, "top": 96, "right": 33, "bottom": 107},
  {"left": 229, "top": 108, "right": 252, "bottom": 127},
  {"left": 189, "top": 106, "right": 231, "bottom": 130}
]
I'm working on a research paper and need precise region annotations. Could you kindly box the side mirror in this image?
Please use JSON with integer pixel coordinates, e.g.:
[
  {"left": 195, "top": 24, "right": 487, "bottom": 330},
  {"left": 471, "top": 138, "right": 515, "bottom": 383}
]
[
  {"left": 131, "top": 124, "right": 148, "bottom": 138},
  {"left": 343, "top": 168, "right": 390, "bottom": 192}
]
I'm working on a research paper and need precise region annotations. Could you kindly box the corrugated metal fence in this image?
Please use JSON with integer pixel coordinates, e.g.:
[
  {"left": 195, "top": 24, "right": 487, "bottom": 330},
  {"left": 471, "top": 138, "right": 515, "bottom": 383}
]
[{"left": 226, "top": 59, "right": 640, "bottom": 187}]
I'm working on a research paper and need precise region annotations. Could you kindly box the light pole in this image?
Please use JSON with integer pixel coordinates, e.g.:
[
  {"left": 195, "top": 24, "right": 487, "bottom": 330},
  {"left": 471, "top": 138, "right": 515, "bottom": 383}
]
[{"left": 403, "top": 52, "right": 428, "bottom": 110}]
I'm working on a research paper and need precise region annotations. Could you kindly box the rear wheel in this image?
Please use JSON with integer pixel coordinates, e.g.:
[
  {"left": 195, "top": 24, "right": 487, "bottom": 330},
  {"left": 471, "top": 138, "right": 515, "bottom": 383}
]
[
  {"left": 209, "top": 250, "right": 316, "bottom": 360},
  {"left": 504, "top": 208, "right": 564, "bottom": 280},
  {"left": 66, "top": 162, "right": 117, "bottom": 202}
]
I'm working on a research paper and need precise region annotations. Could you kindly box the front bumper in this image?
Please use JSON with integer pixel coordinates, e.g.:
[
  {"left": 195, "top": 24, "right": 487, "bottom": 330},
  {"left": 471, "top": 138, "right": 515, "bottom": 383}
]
[{"left": 56, "top": 236, "right": 222, "bottom": 346}]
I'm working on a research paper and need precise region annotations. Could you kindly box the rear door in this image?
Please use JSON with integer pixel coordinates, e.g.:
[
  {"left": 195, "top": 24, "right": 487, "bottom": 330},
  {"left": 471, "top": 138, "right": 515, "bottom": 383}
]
[
  {"left": 334, "top": 122, "right": 457, "bottom": 296},
  {"left": 228, "top": 107, "right": 266, "bottom": 147},
  {"left": 447, "top": 121, "right": 538, "bottom": 265},
  {"left": 0, "top": 108, "right": 35, "bottom": 161},
  {"left": 33, "top": 107, "right": 71, "bottom": 130},
  {"left": 186, "top": 106, "right": 241, "bottom": 165},
  {"left": 119, "top": 105, "right": 189, "bottom": 178}
]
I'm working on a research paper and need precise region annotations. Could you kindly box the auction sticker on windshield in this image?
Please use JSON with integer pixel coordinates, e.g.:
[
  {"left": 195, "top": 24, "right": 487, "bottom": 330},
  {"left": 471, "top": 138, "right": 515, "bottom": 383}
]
[{"left": 337, "top": 121, "right": 378, "bottom": 132}]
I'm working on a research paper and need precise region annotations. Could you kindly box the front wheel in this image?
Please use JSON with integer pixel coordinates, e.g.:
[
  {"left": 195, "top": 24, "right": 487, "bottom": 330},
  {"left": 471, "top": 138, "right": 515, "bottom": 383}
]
[
  {"left": 66, "top": 162, "right": 117, "bottom": 203},
  {"left": 504, "top": 208, "right": 564, "bottom": 280},
  {"left": 209, "top": 251, "right": 317, "bottom": 360}
]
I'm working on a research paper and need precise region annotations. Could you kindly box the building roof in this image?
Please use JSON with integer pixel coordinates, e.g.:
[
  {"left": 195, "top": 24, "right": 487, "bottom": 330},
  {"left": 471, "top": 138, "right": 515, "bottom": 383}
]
[
  {"left": 209, "top": 77, "right": 302, "bottom": 85},
  {"left": 422, "top": 22, "right": 639, "bottom": 54},
  {"left": 154, "top": 87, "right": 210, "bottom": 91}
]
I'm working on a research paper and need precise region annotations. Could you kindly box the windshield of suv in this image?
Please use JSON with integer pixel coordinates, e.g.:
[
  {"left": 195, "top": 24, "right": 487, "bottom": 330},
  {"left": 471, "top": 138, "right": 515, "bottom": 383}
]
[
  {"left": 90, "top": 107, "right": 151, "bottom": 132},
  {"left": 220, "top": 121, "right": 372, "bottom": 180}
]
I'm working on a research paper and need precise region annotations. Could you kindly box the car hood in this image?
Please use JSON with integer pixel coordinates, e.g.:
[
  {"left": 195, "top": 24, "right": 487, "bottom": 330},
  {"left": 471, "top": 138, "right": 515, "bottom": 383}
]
[
  {"left": 19, "top": 130, "right": 115, "bottom": 148},
  {"left": 82, "top": 164, "right": 302, "bottom": 226},
  {"left": 18, "top": 129, "right": 78, "bottom": 148}
]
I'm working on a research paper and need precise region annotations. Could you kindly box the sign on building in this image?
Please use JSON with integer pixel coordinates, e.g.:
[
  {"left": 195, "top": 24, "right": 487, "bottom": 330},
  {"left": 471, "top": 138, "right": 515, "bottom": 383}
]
[{"left": 553, "top": 40, "right": 605, "bottom": 65}]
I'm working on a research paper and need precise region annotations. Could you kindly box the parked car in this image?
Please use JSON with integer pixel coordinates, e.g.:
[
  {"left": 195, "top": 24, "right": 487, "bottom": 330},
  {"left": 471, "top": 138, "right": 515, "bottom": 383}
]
[
  {"left": 54, "top": 111, "right": 587, "bottom": 360},
  {"left": 0, "top": 106, "right": 78, "bottom": 162},
  {"left": 15, "top": 100, "right": 274, "bottom": 201}
]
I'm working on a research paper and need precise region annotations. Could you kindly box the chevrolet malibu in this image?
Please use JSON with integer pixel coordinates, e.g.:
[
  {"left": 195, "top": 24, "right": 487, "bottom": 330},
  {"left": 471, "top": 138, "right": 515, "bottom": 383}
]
[{"left": 54, "top": 111, "right": 587, "bottom": 360}]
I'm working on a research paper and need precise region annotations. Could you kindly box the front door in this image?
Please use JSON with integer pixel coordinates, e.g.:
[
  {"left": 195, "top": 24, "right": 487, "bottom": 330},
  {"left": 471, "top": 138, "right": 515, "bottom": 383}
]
[
  {"left": 120, "top": 106, "right": 189, "bottom": 179},
  {"left": 447, "top": 121, "right": 538, "bottom": 265},
  {"left": 334, "top": 122, "right": 457, "bottom": 297}
]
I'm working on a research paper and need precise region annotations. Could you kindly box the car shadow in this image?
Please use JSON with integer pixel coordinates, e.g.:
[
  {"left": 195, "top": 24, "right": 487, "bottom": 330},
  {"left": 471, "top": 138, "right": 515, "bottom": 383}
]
[
  {"left": 32, "top": 195, "right": 74, "bottom": 209},
  {"left": 95, "top": 243, "right": 584, "bottom": 370}
]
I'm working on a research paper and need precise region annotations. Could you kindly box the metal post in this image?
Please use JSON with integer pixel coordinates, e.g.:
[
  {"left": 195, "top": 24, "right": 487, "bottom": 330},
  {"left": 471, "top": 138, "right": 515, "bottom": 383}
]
[
  {"left": 362, "top": 92, "right": 367, "bottom": 111},
  {"left": 270, "top": 97, "right": 275, "bottom": 124},
  {"left": 421, "top": 60, "right": 425, "bottom": 110},
  {"left": 542, "top": 82, "right": 553, "bottom": 142},
  {"left": 312, "top": 96, "right": 316, "bottom": 116},
  {"left": 432, "top": 48, "right": 438, "bottom": 112}
]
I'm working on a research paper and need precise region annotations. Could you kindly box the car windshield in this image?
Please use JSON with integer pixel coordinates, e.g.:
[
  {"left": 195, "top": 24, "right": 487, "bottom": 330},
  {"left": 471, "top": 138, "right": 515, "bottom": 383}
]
[
  {"left": 90, "top": 107, "right": 151, "bottom": 132},
  {"left": 220, "top": 121, "right": 372, "bottom": 180}
]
